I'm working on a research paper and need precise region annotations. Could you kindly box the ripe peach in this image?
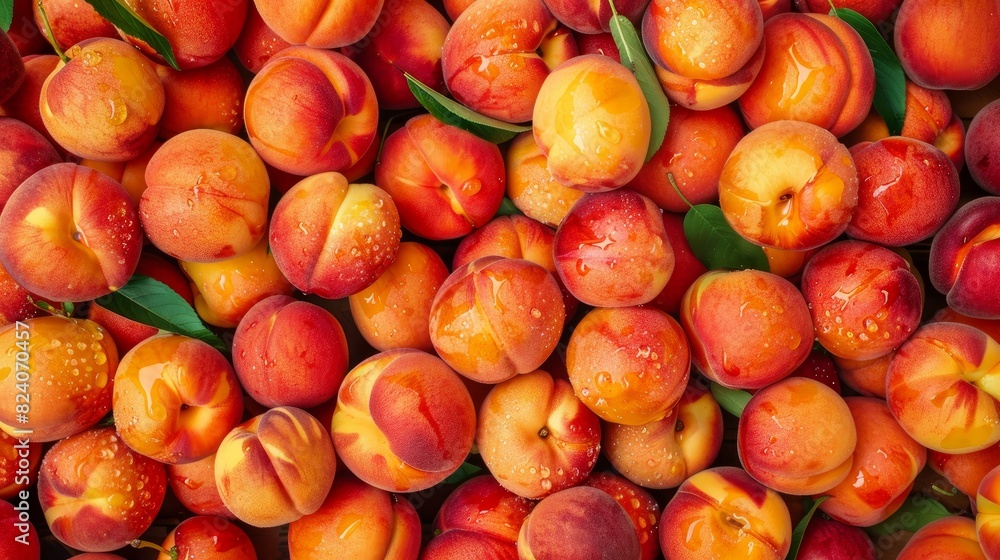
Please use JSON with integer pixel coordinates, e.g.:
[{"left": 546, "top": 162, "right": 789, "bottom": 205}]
[
  {"left": 0, "top": 429, "right": 41, "bottom": 499},
  {"left": 0, "top": 117, "right": 61, "bottom": 212},
  {"left": 40, "top": 38, "right": 164, "bottom": 162},
  {"left": 422, "top": 531, "right": 517, "bottom": 559},
  {"left": 155, "top": 58, "right": 245, "bottom": 139},
  {"left": 796, "top": 518, "right": 876, "bottom": 560},
  {"left": 268, "top": 172, "right": 401, "bottom": 299},
  {"left": 504, "top": 131, "right": 585, "bottom": 228},
  {"left": 761, "top": 245, "right": 817, "bottom": 279},
  {"left": 332, "top": 349, "right": 476, "bottom": 492},
  {"left": 0, "top": 499, "right": 39, "bottom": 560},
  {"left": 546, "top": 0, "right": 649, "bottom": 34},
  {"left": 980, "top": 465, "right": 1000, "bottom": 559},
  {"left": 478, "top": 370, "right": 601, "bottom": 499},
  {"left": 0, "top": 316, "right": 117, "bottom": 442},
  {"left": 897, "top": 517, "right": 986, "bottom": 560},
  {"left": 441, "top": 0, "right": 577, "bottom": 123},
  {"left": 443, "top": 0, "right": 476, "bottom": 20},
  {"left": 233, "top": 2, "right": 293, "bottom": 73},
  {"left": 553, "top": 190, "right": 673, "bottom": 307},
  {"left": 533, "top": 54, "right": 650, "bottom": 191},
  {"left": 518, "top": 485, "right": 640, "bottom": 560},
  {"left": 654, "top": 39, "right": 765, "bottom": 111},
  {"left": 38, "top": 427, "right": 167, "bottom": 552},
  {"left": 585, "top": 472, "right": 661, "bottom": 560},
  {"left": 967, "top": 99, "right": 1000, "bottom": 195},
  {"left": 434, "top": 475, "right": 534, "bottom": 546},
  {"left": 375, "top": 114, "right": 505, "bottom": 240},
  {"left": 32, "top": 0, "right": 118, "bottom": 51},
  {"left": 790, "top": 351, "right": 840, "bottom": 393},
  {"left": 576, "top": 32, "right": 621, "bottom": 61},
  {"left": 0, "top": 54, "right": 60, "bottom": 151},
  {"left": 254, "top": 0, "right": 383, "bottom": 48},
  {"left": 119, "top": 0, "right": 247, "bottom": 69},
  {"left": 659, "top": 466, "right": 792, "bottom": 560},
  {"left": 681, "top": 269, "right": 813, "bottom": 389},
  {"left": 794, "top": 0, "right": 900, "bottom": 23},
  {"left": 168, "top": 453, "right": 235, "bottom": 519},
  {"left": 739, "top": 377, "right": 857, "bottom": 495},
  {"left": 159, "top": 516, "right": 257, "bottom": 560},
  {"left": 233, "top": 295, "right": 349, "bottom": 408},
  {"left": 141, "top": 129, "right": 270, "bottom": 262},
  {"left": 719, "top": 120, "right": 859, "bottom": 250},
  {"left": 289, "top": 475, "right": 421, "bottom": 560},
  {"left": 0, "top": 31, "right": 23, "bottom": 104},
  {"left": 932, "top": 444, "right": 1000, "bottom": 500},
  {"left": 244, "top": 47, "right": 378, "bottom": 176},
  {"left": 934, "top": 308, "right": 1000, "bottom": 344},
  {"left": 802, "top": 240, "right": 923, "bottom": 361},
  {"left": 929, "top": 197, "right": 1000, "bottom": 319},
  {"left": 215, "top": 407, "right": 337, "bottom": 527},
  {"left": 0, "top": 262, "right": 39, "bottom": 326},
  {"left": 834, "top": 352, "right": 892, "bottom": 398},
  {"left": 646, "top": 212, "right": 708, "bottom": 315}
]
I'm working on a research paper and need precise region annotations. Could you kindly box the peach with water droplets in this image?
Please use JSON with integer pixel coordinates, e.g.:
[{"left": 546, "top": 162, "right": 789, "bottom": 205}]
[
  {"left": 585, "top": 472, "right": 662, "bottom": 560},
  {"left": 167, "top": 453, "right": 235, "bottom": 519},
  {"left": 504, "top": 131, "right": 585, "bottom": 228},
  {"left": 157, "top": 515, "right": 257, "bottom": 560},
  {"left": 118, "top": 0, "right": 247, "bottom": 70}
]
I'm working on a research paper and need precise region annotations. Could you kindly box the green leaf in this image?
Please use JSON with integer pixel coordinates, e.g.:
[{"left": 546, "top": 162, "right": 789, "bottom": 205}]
[
  {"left": 83, "top": 0, "right": 180, "bottom": 70},
  {"left": 684, "top": 204, "right": 770, "bottom": 272},
  {"left": 62, "top": 301, "right": 75, "bottom": 317},
  {"left": 1, "top": 0, "right": 13, "bottom": 32},
  {"left": 95, "top": 275, "right": 228, "bottom": 354},
  {"left": 787, "top": 496, "right": 829, "bottom": 559},
  {"left": 710, "top": 382, "right": 752, "bottom": 417},
  {"left": 607, "top": 0, "right": 670, "bottom": 162},
  {"left": 866, "top": 495, "right": 952, "bottom": 537},
  {"left": 442, "top": 462, "right": 483, "bottom": 485},
  {"left": 496, "top": 197, "right": 524, "bottom": 217},
  {"left": 830, "top": 7, "right": 906, "bottom": 136},
  {"left": 404, "top": 73, "right": 531, "bottom": 144}
]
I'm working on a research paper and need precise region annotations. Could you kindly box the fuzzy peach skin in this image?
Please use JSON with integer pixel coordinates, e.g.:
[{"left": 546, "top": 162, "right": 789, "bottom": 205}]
[
  {"left": 533, "top": 54, "right": 650, "bottom": 191},
  {"left": 158, "top": 516, "right": 257, "bottom": 560},
  {"left": 931, "top": 444, "right": 1000, "bottom": 500},
  {"left": 897, "top": 517, "right": 987, "bottom": 560},
  {"left": 794, "top": 0, "right": 900, "bottom": 23},
  {"left": 0, "top": 31, "right": 23, "bottom": 104},
  {"left": 32, "top": 0, "right": 118, "bottom": 51},
  {"left": 254, "top": 0, "right": 383, "bottom": 48},
  {"left": 216, "top": 407, "right": 336, "bottom": 527},
  {"left": 156, "top": 58, "right": 245, "bottom": 138},
  {"left": 585, "top": 472, "right": 661, "bottom": 560},
  {"left": 233, "top": 2, "right": 293, "bottom": 73},
  {"left": 375, "top": 114, "right": 505, "bottom": 240},
  {"left": 797, "top": 518, "right": 876, "bottom": 560},
  {"left": 933, "top": 308, "right": 1000, "bottom": 347},
  {"left": 7, "top": 0, "right": 46, "bottom": 55},
  {"left": 834, "top": 352, "right": 891, "bottom": 398},
  {"left": 603, "top": 384, "right": 723, "bottom": 489},
  {"left": 519, "top": 486, "right": 640, "bottom": 560},
  {"left": 421, "top": 530, "right": 518, "bottom": 560},
  {"left": 244, "top": 47, "right": 378, "bottom": 176},
  {"left": 0, "top": 316, "right": 117, "bottom": 442},
  {"left": 628, "top": 104, "right": 745, "bottom": 213},
  {"left": 168, "top": 453, "right": 236, "bottom": 519},
  {"left": 141, "top": 129, "right": 270, "bottom": 262},
  {"left": 39, "top": 38, "right": 164, "bottom": 162},
  {"left": 0, "top": 117, "right": 61, "bottom": 212},
  {"left": 0, "top": 55, "right": 59, "bottom": 150},
  {"left": 801, "top": 241, "right": 923, "bottom": 361},
  {"left": 576, "top": 32, "right": 621, "bottom": 60},
  {"left": 894, "top": 0, "right": 1000, "bottom": 91},
  {"left": 567, "top": 306, "right": 689, "bottom": 425},
  {"left": 739, "top": 378, "right": 857, "bottom": 495},
  {"left": 289, "top": 475, "right": 421, "bottom": 560},
  {"left": 654, "top": 38, "right": 765, "bottom": 111},
  {"left": 269, "top": 173, "right": 401, "bottom": 299},
  {"left": 980, "top": 465, "right": 1000, "bottom": 559},
  {"left": 434, "top": 475, "right": 534, "bottom": 545},
  {"left": 681, "top": 269, "right": 813, "bottom": 389},
  {"left": 38, "top": 427, "right": 167, "bottom": 552},
  {"left": 659, "top": 466, "right": 792, "bottom": 560},
  {"left": 119, "top": 0, "right": 247, "bottom": 69},
  {"left": 0, "top": 500, "right": 39, "bottom": 560},
  {"left": 0, "top": 163, "right": 142, "bottom": 302},
  {"left": 0, "top": 262, "right": 41, "bottom": 326},
  {"left": 929, "top": 197, "right": 1000, "bottom": 319},
  {"left": 719, "top": 120, "right": 859, "bottom": 250},
  {"left": 112, "top": 334, "right": 244, "bottom": 464},
  {"left": 478, "top": 370, "right": 601, "bottom": 499},
  {"left": 442, "top": 0, "right": 577, "bottom": 123},
  {"left": 967, "top": 99, "right": 1000, "bottom": 195},
  {"left": 82, "top": 140, "right": 160, "bottom": 206},
  {"left": 0, "top": 429, "right": 41, "bottom": 499},
  {"left": 554, "top": 190, "right": 673, "bottom": 307},
  {"left": 332, "top": 349, "right": 476, "bottom": 493},
  {"left": 546, "top": 0, "right": 649, "bottom": 33},
  {"left": 505, "top": 131, "right": 585, "bottom": 228},
  {"left": 886, "top": 322, "right": 1000, "bottom": 453}
]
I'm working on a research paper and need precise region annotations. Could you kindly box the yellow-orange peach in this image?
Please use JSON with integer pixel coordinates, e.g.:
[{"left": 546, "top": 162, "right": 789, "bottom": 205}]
[
  {"left": 254, "top": 0, "right": 383, "bottom": 48},
  {"left": 0, "top": 429, "right": 41, "bottom": 499},
  {"left": 980, "top": 465, "right": 1000, "bottom": 559},
  {"left": 32, "top": 0, "right": 118, "bottom": 51},
  {"left": 167, "top": 453, "right": 235, "bottom": 519},
  {"left": 155, "top": 58, "right": 245, "bottom": 138},
  {"left": 654, "top": 40, "right": 765, "bottom": 111},
  {"left": 929, "top": 197, "right": 1000, "bottom": 319},
  {"left": 119, "top": 0, "right": 247, "bottom": 70},
  {"left": 833, "top": 352, "right": 891, "bottom": 398},
  {"left": 0, "top": 55, "right": 59, "bottom": 151},
  {"left": 897, "top": 517, "right": 986, "bottom": 560},
  {"left": 519, "top": 486, "right": 640, "bottom": 560},
  {"left": 505, "top": 131, "right": 585, "bottom": 228}
]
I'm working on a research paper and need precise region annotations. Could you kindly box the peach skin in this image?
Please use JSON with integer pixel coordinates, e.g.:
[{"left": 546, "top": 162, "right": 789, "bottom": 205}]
[
  {"left": 0, "top": 31, "right": 23, "bottom": 104},
  {"left": 0, "top": 429, "right": 41, "bottom": 500},
  {"left": 0, "top": 117, "right": 61, "bottom": 213},
  {"left": 157, "top": 515, "right": 257, "bottom": 560},
  {"left": 253, "top": 0, "right": 384, "bottom": 48},
  {"left": 434, "top": 474, "right": 534, "bottom": 546},
  {"left": 31, "top": 0, "right": 118, "bottom": 52},
  {"left": 968, "top": 100, "right": 1000, "bottom": 195},
  {"left": 929, "top": 197, "right": 1000, "bottom": 319},
  {"left": 233, "top": 2, "right": 293, "bottom": 73},
  {"left": 897, "top": 516, "right": 987, "bottom": 560},
  {"left": 155, "top": 57, "right": 245, "bottom": 138},
  {"left": 518, "top": 486, "right": 640, "bottom": 560},
  {"left": 505, "top": 131, "right": 585, "bottom": 228},
  {"left": 168, "top": 453, "right": 236, "bottom": 519},
  {"left": 979, "top": 465, "right": 1000, "bottom": 559},
  {"left": 585, "top": 472, "right": 662, "bottom": 560},
  {"left": 118, "top": 0, "right": 247, "bottom": 70}
]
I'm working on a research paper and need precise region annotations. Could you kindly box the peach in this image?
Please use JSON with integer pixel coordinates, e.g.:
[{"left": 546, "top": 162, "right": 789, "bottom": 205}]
[
  {"left": 40, "top": 38, "right": 165, "bottom": 162},
  {"left": 118, "top": 0, "right": 247, "bottom": 68},
  {"left": 659, "top": 466, "right": 792, "bottom": 560},
  {"left": 790, "top": 350, "right": 840, "bottom": 393},
  {"left": 38, "top": 427, "right": 167, "bottom": 552},
  {"left": 429, "top": 257, "right": 565, "bottom": 384},
  {"left": 647, "top": 212, "right": 708, "bottom": 315},
  {"left": 82, "top": 140, "right": 161, "bottom": 206},
  {"left": 761, "top": 245, "right": 817, "bottom": 279},
  {"left": 585, "top": 472, "right": 661, "bottom": 560},
  {"left": 233, "top": 2, "right": 293, "bottom": 73},
  {"left": 375, "top": 114, "right": 505, "bottom": 240},
  {"left": 681, "top": 269, "right": 813, "bottom": 389},
  {"left": 0, "top": 262, "right": 40, "bottom": 326},
  {"left": 216, "top": 407, "right": 337, "bottom": 527},
  {"left": 421, "top": 531, "right": 517, "bottom": 559},
  {"left": 289, "top": 475, "right": 421, "bottom": 560},
  {"left": 738, "top": 377, "right": 857, "bottom": 495},
  {"left": 268, "top": 172, "right": 401, "bottom": 299},
  {"left": 159, "top": 516, "right": 257, "bottom": 560},
  {"left": 0, "top": 117, "right": 61, "bottom": 212},
  {"left": 0, "top": 316, "right": 117, "bottom": 442},
  {"left": 332, "top": 349, "right": 476, "bottom": 492},
  {"left": 254, "top": 0, "right": 383, "bottom": 48},
  {"left": 628, "top": 104, "right": 745, "bottom": 212},
  {"left": 443, "top": 0, "right": 476, "bottom": 20},
  {"left": 112, "top": 334, "right": 244, "bottom": 464},
  {"left": 603, "top": 384, "right": 724, "bottom": 489},
  {"left": 758, "top": 0, "right": 791, "bottom": 19},
  {"left": 32, "top": 0, "right": 118, "bottom": 51},
  {"left": 0, "top": 31, "right": 23, "bottom": 104},
  {"left": 232, "top": 295, "right": 349, "bottom": 408},
  {"left": 244, "top": 47, "right": 378, "bottom": 176},
  {"left": 0, "top": 429, "right": 40, "bottom": 500},
  {"left": 168, "top": 453, "right": 236, "bottom": 519},
  {"left": 934, "top": 307, "right": 1000, "bottom": 346},
  {"left": 834, "top": 352, "right": 892, "bottom": 398},
  {"left": 477, "top": 370, "right": 601, "bottom": 499},
  {"left": 967, "top": 99, "right": 1000, "bottom": 195},
  {"left": 848, "top": 138, "right": 960, "bottom": 246},
  {"left": 504, "top": 131, "right": 585, "bottom": 228},
  {"left": 518, "top": 486, "right": 640, "bottom": 560},
  {"left": 796, "top": 518, "right": 876, "bottom": 560},
  {"left": 434, "top": 475, "right": 534, "bottom": 545},
  {"left": 553, "top": 190, "right": 673, "bottom": 307},
  {"left": 576, "top": 32, "right": 621, "bottom": 61},
  {"left": 932, "top": 443, "right": 1000, "bottom": 500},
  {"left": 929, "top": 197, "right": 1000, "bottom": 319},
  {"left": 155, "top": 58, "right": 245, "bottom": 139},
  {"left": 886, "top": 322, "right": 1000, "bottom": 453},
  {"left": 441, "top": 0, "right": 578, "bottom": 123},
  {"left": 0, "top": 499, "right": 39, "bottom": 560},
  {"left": 141, "top": 129, "right": 269, "bottom": 262},
  {"left": 897, "top": 517, "right": 986, "bottom": 560},
  {"left": 981, "top": 465, "right": 1000, "bottom": 559},
  {"left": 801, "top": 240, "right": 923, "bottom": 361},
  {"left": 894, "top": 0, "right": 1000, "bottom": 91},
  {"left": 719, "top": 120, "right": 859, "bottom": 250},
  {"left": 654, "top": 39, "right": 765, "bottom": 111},
  {"left": 533, "top": 54, "right": 650, "bottom": 191},
  {"left": 0, "top": 55, "right": 60, "bottom": 151},
  {"left": 794, "top": 0, "right": 900, "bottom": 23},
  {"left": 546, "top": 0, "right": 649, "bottom": 33}
]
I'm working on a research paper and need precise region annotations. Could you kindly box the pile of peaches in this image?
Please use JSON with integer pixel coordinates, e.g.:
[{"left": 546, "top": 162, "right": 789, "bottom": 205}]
[{"left": 2, "top": 0, "right": 1000, "bottom": 558}]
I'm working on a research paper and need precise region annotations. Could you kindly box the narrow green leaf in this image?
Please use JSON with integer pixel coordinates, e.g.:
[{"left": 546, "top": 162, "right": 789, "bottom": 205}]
[
  {"left": 83, "top": 0, "right": 180, "bottom": 70},
  {"left": 831, "top": 7, "right": 906, "bottom": 135},
  {"left": 95, "top": 275, "right": 228, "bottom": 354},
  {"left": 1, "top": 0, "right": 13, "bottom": 32},
  {"left": 62, "top": 301, "right": 75, "bottom": 317},
  {"left": 684, "top": 204, "right": 770, "bottom": 272},
  {"left": 442, "top": 462, "right": 483, "bottom": 485},
  {"left": 99, "top": 413, "right": 116, "bottom": 427},
  {"left": 788, "top": 496, "right": 829, "bottom": 559},
  {"left": 404, "top": 73, "right": 531, "bottom": 144},
  {"left": 866, "top": 495, "right": 952, "bottom": 537},
  {"left": 608, "top": 0, "right": 670, "bottom": 162},
  {"left": 496, "top": 197, "right": 524, "bottom": 217},
  {"left": 710, "top": 382, "right": 752, "bottom": 417}
]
